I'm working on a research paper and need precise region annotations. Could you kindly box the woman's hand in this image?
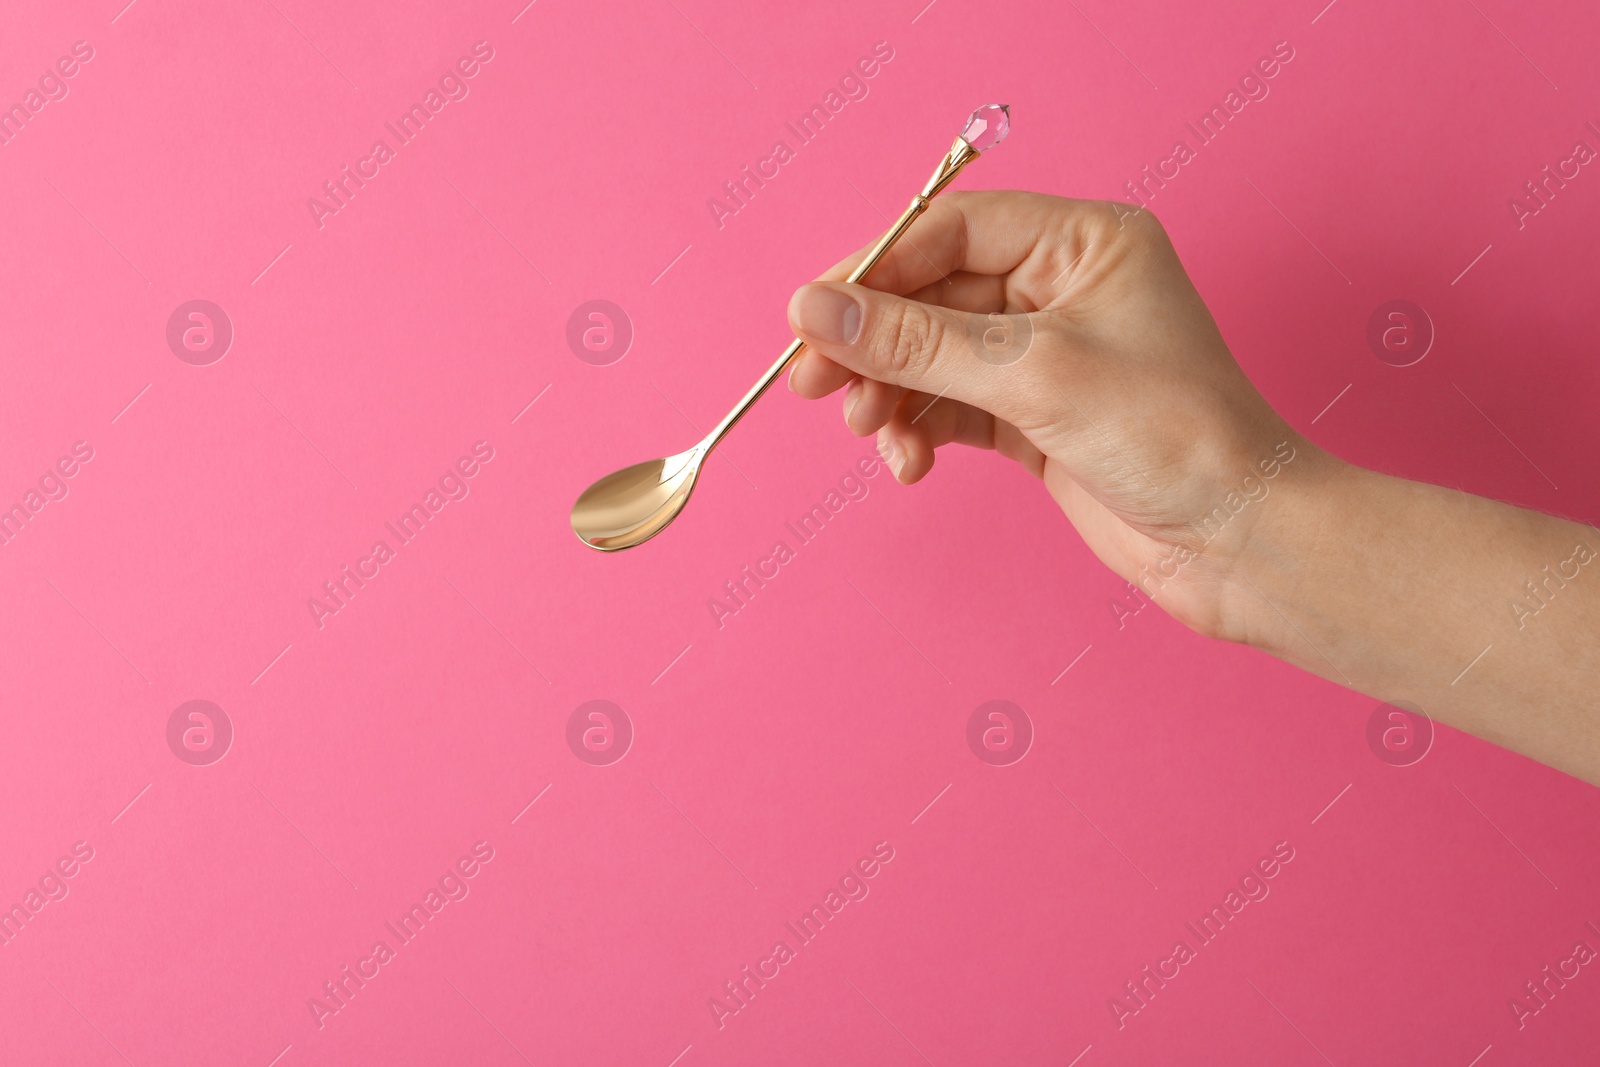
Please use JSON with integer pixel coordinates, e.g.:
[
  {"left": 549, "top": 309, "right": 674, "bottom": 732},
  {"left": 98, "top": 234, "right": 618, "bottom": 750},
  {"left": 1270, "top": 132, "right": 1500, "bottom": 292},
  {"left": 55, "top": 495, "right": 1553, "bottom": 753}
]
[
  {"left": 786, "top": 190, "right": 1325, "bottom": 640},
  {"left": 788, "top": 189, "right": 1600, "bottom": 785}
]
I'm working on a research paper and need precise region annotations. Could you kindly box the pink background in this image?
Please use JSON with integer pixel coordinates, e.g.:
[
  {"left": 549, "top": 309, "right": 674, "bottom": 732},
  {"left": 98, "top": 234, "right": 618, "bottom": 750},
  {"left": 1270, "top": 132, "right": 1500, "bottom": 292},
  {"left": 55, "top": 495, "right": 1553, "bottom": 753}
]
[{"left": 2, "top": 0, "right": 1599, "bottom": 1063}]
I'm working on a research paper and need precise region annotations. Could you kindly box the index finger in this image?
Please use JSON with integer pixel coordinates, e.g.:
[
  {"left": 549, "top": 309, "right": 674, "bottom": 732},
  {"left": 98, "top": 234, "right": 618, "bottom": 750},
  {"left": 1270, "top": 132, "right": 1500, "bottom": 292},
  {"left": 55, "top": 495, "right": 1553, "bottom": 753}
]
[{"left": 816, "top": 189, "right": 1097, "bottom": 310}]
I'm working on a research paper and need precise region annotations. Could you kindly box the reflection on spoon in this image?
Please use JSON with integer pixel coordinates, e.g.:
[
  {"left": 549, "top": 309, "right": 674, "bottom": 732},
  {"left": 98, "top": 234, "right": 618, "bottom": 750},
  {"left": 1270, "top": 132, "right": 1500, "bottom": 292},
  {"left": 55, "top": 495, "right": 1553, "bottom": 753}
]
[
  {"left": 570, "top": 104, "right": 1011, "bottom": 552},
  {"left": 569, "top": 446, "right": 705, "bottom": 552}
]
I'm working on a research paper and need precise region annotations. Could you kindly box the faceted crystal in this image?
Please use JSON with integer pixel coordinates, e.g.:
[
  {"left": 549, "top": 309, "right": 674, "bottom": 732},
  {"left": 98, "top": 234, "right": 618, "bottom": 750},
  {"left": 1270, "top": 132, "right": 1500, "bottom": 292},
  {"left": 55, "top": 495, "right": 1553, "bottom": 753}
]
[{"left": 960, "top": 104, "right": 1010, "bottom": 152}]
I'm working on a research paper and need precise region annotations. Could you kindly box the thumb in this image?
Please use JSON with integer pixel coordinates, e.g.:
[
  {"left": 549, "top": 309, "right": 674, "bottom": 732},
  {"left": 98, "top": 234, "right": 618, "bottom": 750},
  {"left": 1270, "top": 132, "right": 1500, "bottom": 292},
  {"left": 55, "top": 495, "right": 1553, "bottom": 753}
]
[{"left": 787, "top": 281, "right": 1037, "bottom": 423}]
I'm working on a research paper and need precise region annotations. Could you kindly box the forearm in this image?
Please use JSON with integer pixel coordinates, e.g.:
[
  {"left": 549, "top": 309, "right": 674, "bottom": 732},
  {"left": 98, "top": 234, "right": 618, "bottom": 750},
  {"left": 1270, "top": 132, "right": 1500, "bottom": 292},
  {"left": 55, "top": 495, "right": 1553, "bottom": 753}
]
[{"left": 1223, "top": 449, "right": 1600, "bottom": 783}]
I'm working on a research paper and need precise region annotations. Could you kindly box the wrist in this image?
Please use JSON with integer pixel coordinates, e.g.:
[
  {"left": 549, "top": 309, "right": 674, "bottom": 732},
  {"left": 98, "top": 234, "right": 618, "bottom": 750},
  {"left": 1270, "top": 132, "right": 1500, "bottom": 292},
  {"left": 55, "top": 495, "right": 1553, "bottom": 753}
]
[{"left": 1206, "top": 440, "right": 1358, "bottom": 650}]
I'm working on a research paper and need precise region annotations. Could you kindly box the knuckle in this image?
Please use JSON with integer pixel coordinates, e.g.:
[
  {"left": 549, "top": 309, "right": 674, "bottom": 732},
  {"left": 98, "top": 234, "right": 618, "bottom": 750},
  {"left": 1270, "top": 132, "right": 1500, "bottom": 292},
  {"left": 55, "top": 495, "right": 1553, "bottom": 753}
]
[
  {"left": 1129, "top": 206, "right": 1171, "bottom": 246},
  {"left": 1133, "top": 208, "right": 1172, "bottom": 245},
  {"left": 1092, "top": 197, "right": 1165, "bottom": 240},
  {"left": 875, "top": 304, "right": 942, "bottom": 377}
]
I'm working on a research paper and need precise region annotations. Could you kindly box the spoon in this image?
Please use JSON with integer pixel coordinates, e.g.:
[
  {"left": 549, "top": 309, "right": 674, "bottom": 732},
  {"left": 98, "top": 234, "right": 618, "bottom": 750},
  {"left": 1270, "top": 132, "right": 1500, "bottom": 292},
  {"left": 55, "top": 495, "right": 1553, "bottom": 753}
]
[{"left": 571, "top": 104, "right": 1011, "bottom": 551}]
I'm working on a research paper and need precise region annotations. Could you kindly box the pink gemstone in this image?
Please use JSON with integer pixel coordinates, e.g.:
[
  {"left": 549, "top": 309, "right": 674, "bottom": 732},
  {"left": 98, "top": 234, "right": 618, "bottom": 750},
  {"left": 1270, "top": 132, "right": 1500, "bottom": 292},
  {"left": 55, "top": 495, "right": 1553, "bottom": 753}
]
[{"left": 960, "top": 104, "right": 1010, "bottom": 152}]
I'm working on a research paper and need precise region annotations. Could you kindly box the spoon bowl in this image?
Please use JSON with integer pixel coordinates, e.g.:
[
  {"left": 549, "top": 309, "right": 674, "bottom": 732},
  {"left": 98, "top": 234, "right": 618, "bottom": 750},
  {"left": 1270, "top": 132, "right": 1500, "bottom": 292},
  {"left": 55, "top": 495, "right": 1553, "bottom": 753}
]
[{"left": 570, "top": 446, "right": 705, "bottom": 551}]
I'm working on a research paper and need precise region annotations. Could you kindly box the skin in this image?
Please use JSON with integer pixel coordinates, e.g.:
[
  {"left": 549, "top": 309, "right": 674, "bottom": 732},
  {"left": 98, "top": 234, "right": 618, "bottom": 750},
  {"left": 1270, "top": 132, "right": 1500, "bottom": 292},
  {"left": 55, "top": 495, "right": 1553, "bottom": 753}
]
[{"left": 785, "top": 190, "right": 1600, "bottom": 785}]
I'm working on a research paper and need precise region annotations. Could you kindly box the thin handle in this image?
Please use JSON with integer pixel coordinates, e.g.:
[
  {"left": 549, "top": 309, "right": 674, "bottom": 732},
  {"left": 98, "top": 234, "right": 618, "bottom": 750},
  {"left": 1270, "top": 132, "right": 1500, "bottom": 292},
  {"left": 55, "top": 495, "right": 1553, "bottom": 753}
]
[
  {"left": 702, "top": 197, "right": 928, "bottom": 452},
  {"left": 700, "top": 135, "right": 977, "bottom": 454}
]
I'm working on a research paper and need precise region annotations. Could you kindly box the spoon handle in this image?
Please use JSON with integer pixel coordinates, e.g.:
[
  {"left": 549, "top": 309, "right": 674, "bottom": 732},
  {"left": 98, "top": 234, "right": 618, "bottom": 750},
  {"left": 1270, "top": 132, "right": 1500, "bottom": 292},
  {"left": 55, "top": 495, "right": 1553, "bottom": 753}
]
[{"left": 700, "top": 136, "right": 982, "bottom": 453}]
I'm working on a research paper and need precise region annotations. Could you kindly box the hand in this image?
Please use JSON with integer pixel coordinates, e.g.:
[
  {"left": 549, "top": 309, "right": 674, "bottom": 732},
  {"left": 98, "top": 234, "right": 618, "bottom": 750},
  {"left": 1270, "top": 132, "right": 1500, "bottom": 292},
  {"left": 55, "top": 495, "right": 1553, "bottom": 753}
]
[{"left": 786, "top": 190, "right": 1326, "bottom": 640}]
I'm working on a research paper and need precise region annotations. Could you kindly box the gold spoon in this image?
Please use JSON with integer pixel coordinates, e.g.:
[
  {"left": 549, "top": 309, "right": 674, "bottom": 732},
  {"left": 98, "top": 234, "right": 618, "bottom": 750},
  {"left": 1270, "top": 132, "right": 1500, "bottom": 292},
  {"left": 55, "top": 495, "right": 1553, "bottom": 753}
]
[{"left": 571, "top": 104, "right": 1011, "bottom": 552}]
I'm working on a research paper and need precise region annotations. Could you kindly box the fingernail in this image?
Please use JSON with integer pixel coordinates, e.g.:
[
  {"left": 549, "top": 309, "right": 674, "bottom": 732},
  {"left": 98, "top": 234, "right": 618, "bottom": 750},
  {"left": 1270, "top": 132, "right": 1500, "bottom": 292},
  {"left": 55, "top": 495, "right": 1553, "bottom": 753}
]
[
  {"left": 791, "top": 284, "right": 862, "bottom": 344},
  {"left": 877, "top": 432, "right": 903, "bottom": 477},
  {"left": 787, "top": 368, "right": 797, "bottom": 392},
  {"left": 843, "top": 379, "right": 863, "bottom": 422}
]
